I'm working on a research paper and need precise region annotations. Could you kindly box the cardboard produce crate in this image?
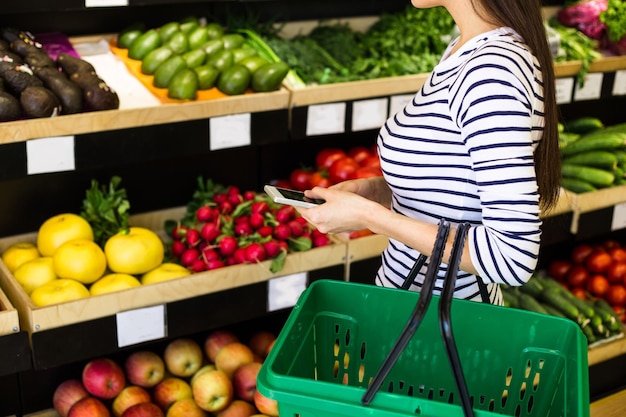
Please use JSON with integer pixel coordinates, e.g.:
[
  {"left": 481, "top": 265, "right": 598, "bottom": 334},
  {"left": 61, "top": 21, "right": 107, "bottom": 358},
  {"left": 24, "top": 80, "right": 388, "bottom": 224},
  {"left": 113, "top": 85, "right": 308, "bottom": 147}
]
[{"left": 0, "top": 207, "right": 348, "bottom": 334}]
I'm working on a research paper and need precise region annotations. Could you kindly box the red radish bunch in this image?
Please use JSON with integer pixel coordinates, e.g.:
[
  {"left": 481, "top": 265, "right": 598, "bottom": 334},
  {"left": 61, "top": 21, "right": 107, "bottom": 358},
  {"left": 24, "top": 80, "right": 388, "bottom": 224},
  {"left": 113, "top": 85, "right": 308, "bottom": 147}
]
[{"left": 165, "top": 181, "right": 332, "bottom": 273}]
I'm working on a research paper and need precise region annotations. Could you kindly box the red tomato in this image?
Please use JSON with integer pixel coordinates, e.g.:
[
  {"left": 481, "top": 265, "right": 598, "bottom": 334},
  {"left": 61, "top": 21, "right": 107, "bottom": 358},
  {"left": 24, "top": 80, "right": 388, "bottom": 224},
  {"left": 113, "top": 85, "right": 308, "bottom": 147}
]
[
  {"left": 570, "top": 244, "right": 594, "bottom": 264},
  {"left": 348, "top": 146, "right": 371, "bottom": 165},
  {"left": 289, "top": 169, "right": 311, "bottom": 191},
  {"left": 612, "top": 305, "right": 626, "bottom": 323},
  {"left": 328, "top": 157, "right": 360, "bottom": 184},
  {"left": 316, "top": 148, "right": 347, "bottom": 170},
  {"left": 602, "top": 239, "right": 622, "bottom": 251},
  {"left": 609, "top": 247, "right": 626, "bottom": 263},
  {"left": 566, "top": 265, "right": 589, "bottom": 288},
  {"left": 607, "top": 262, "right": 626, "bottom": 283},
  {"left": 585, "top": 251, "right": 613, "bottom": 274},
  {"left": 606, "top": 285, "right": 626, "bottom": 306},
  {"left": 586, "top": 274, "right": 610, "bottom": 297},
  {"left": 360, "top": 155, "right": 381, "bottom": 169},
  {"left": 547, "top": 259, "right": 572, "bottom": 281},
  {"left": 569, "top": 286, "right": 588, "bottom": 300},
  {"left": 354, "top": 166, "right": 382, "bottom": 179},
  {"left": 309, "top": 171, "right": 331, "bottom": 188}
]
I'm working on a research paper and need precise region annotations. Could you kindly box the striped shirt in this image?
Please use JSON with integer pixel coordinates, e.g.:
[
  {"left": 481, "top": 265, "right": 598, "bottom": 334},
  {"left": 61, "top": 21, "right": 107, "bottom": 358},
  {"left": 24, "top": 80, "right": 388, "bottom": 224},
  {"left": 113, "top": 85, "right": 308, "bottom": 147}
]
[{"left": 375, "top": 28, "right": 545, "bottom": 304}]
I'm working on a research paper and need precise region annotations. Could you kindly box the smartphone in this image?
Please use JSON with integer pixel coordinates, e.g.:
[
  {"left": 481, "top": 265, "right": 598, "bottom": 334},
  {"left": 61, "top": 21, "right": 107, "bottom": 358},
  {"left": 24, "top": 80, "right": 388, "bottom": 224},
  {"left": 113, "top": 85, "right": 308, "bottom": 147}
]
[{"left": 264, "top": 185, "right": 325, "bottom": 208}]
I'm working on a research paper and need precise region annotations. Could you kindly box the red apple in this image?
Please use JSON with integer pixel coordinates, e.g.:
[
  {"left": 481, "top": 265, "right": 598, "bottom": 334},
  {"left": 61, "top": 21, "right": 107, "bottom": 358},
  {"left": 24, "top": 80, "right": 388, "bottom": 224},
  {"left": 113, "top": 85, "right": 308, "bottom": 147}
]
[
  {"left": 204, "top": 329, "right": 239, "bottom": 362},
  {"left": 232, "top": 362, "right": 261, "bottom": 402},
  {"left": 112, "top": 385, "right": 152, "bottom": 417},
  {"left": 215, "top": 399, "right": 256, "bottom": 417},
  {"left": 121, "top": 402, "right": 164, "bottom": 417},
  {"left": 163, "top": 338, "right": 203, "bottom": 378},
  {"left": 53, "top": 379, "right": 90, "bottom": 417},
  {"left": 191, "top": 368, "right": 233, "bottom": 412},
  {"left": 82, "top": 358, "right": 125, "bottom": 399},
  {"left": 125, "top": 351, "right": 165, "bottom": 388},
  {"left": 247, "top": 331, "right": 276, "bottom": 360},
  {"left": 153, "top": 377, "right": 192, "bottom": 412},
  {"left": 68, "top": 396, "right": 111, "bottom": 417},
  {"left": 166, "top": 398, "right": 208, "bottom": 417},
  {"left": 253, "top": 390, "right": 279, "bottom": 417},
  {"left": 215, "top": 342, "right": 255, "bottom": 378}
]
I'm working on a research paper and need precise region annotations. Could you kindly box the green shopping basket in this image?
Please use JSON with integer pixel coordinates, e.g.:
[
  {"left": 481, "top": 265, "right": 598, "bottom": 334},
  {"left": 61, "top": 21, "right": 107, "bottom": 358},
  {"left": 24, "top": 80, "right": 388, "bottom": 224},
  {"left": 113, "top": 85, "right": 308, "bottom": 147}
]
[{"left": 257, "top": 222, "right": 590, "bottom": 417}]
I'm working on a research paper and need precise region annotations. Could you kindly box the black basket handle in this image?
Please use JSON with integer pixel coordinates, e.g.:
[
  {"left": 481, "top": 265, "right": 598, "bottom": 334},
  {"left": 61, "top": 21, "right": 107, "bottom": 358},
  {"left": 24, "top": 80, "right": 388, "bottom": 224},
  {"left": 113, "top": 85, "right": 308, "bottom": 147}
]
[
  {"left": 439, "top": 222, "right": 473, "bottom": 417},
  {"left": 362, "top": 220, "right": 475, "bottom": 417},
  {"left": 361, "top": 219, "right": 450, "bottom": 405}
]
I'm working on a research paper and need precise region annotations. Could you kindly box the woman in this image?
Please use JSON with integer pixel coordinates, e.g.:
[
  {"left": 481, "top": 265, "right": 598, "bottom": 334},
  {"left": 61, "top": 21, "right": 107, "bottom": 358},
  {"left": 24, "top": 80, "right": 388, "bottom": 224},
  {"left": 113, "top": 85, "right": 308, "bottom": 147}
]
[{"left": 297, "top": 0, "right": 561, "bottom": 304}]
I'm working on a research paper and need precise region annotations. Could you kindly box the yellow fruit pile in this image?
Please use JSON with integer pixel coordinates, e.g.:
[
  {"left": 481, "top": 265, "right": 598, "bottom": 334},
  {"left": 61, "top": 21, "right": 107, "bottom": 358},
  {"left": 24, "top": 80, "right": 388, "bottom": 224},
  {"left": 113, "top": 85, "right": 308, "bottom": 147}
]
[{"left": 1, "top": 213, "right": 189, "bottom": 307}]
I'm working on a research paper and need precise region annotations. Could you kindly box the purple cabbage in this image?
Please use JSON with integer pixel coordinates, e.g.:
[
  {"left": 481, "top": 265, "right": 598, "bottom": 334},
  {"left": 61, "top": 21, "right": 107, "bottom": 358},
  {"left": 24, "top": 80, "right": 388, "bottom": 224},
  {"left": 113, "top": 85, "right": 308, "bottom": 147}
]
[{"left": 557, "top": 0, "right": 608, "bottom": 40}]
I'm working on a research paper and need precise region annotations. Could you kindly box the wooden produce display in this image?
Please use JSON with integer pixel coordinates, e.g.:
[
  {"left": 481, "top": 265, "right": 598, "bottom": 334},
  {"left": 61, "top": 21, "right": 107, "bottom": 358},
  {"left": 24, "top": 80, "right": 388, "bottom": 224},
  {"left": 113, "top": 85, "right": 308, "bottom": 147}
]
[{"left": 0, "top": 207, "right": 347, "bottom": 335}]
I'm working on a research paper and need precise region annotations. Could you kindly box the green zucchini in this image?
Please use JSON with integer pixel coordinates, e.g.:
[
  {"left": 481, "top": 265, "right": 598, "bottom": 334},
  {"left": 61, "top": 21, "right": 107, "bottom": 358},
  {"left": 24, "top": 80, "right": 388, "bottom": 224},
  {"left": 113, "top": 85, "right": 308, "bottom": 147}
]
[
  {"left": 561, "top": 164, "right": 615, "bottom": 187},
  {"left": 541, "top": 302, "right": 567, "bottom": 318},
  {"left": 560, "top": 132, "right": 626, "bottom": 157},
  {"left": 562, "top": 150, "right": 617, "bottom": 170},
  {"left": 561, "top": 177, "right": 597, "bottom": 194}
]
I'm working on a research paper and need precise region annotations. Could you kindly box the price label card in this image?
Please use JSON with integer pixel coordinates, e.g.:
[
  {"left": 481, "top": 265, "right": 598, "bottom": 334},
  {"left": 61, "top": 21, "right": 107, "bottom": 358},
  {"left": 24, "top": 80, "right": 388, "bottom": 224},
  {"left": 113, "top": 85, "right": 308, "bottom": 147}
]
[
  {"left": 85, "top": 0, "right": 128, "bottom": 7},
  {"left": 351, "top": 98, "right": 389, "bottom": 131},
  {"left": 26, "top": 136, "right": 75, "bottom": 175},
  {"left": 116, "top": 305, "right": 166, "bottom": 348},
  {"left": 267, "top": 273, "right": 307, "bottom": 312},
  {"left": 389, "top": 94, "right": 414, "bottom": 117},
  {"left": 555, "top": 78, "right": 574, "bottom": 104},
  {"left": 210, "top": 113, "right": 251, "bottom": 151},
  {"left": 573, "top": 72, "right": 603, "bottom": 101},
  {"left": 612, "top": 69, "right": 626, "bottom": 96},
  {"left": 306, "top": 103, "right": 346, "bottom": 136},
  {"left": 611, "top": 202, "right": 626, "bottom": 231}
]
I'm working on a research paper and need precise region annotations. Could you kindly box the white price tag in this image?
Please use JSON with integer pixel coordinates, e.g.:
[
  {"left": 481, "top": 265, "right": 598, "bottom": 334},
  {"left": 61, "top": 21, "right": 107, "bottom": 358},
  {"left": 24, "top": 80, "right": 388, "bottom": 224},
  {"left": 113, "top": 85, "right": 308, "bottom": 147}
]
[
  {"left": 210, "top": 113, "right": 251, "bottom": 151},
  {"left": 306, "top": 103, "right": 346, "bottom": 136},
  {"left": 267, "top": 273, "right": 307, "bottom": 312},
  {"left": 612, "top": 70, "right": 626, "bottom": 96},
  {"left": 389, "top": 94, "right": 414, "bottom": 117},
  {"left": 85, "top": 0, "right": 128, "bottom": 7},
  {"left": 573, "top": 72, "right": 603, "bottom": 101},
  {"left": 351, "top": 98, "right": 389, "bottom": 131},
  {"left": 116, "top": 305, "right": 166, "bottom": 348},
  {"left": 555, "top": 78, "right": 574, "bottom": 104},
  {"left": 611, "top": 202, "right": 626, "bottom": 231},
  {"left": 26, "top": 136, "right": 75, "bottom": 175}
]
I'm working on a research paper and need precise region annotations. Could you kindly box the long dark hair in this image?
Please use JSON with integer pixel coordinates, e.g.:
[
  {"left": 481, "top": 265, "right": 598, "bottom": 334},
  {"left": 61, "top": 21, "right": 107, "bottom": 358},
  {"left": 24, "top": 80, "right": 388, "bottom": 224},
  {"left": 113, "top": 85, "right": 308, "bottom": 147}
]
[{"left": 472, "top": 0, "right": 561, "bottom": 212}]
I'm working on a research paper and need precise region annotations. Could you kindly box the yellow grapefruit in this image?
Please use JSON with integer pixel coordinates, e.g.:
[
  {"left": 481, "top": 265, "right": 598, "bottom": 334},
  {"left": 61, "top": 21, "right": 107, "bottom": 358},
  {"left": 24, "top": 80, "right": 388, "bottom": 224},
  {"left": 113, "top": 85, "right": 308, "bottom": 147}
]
[
  {"left": 30, "top": 278, "right": 90, "bottom": 307},
  {"left": 13, "top": 256, "right": 57, "bottom": 295},
  {"left": 52, "top": 239, "right": 107, "bottom": 284},
  {"left": 2, "top": 242, "right": 40, "bottom": 273},
  {"left": 105, "top": 227, "right": 165, "bottom": 275},
  {"left": 141, "top": 263, "right": 191, "bottom": 285},
  {"left": 90, "top": 273, "right": 141, "bottom": 296},
  {"left": 37, "top": 213, "right": 94, "bottom": 257}
]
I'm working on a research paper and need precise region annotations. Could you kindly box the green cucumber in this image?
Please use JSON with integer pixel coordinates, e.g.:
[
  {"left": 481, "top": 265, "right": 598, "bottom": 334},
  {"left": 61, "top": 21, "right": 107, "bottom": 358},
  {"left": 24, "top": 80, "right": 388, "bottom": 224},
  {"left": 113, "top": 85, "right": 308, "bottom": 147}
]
[
  {"left": 560, "top": 132, "right": 626, "bottom": 157},
  {"left": 614, "top": 150, "right": 626, "bottom": 164},
  {"left": 559, "top": 132, "right": 581, "bottom": 150},
  {"left": 541, "top": 302, "right": 566, "bottom": 318},
  {"left": 539, "top": 287, "right": 584, "bottom": 325},
  {"left": 564, "top": 116, "right": 604, "bottom": 134},
  {"left": 594, "top": 299, "right": 624, "bottom": 332},
  {"left": 561, "top": 164, "right": 615, "bottom": 187},
  {"left": 501, "top": 287, "right": 520, "bottom": 308},
  {"left": 561, "top": 177, "right": 597, "bottom": 193},
  {"left": 518, "top": 277, "right": 543, "bottom": 298},
  {"left": 517, "top": 291, "right": 548, "bottom": 314},
  {"left": 562, "top": 150, "right": 617, "bottom": 170}
]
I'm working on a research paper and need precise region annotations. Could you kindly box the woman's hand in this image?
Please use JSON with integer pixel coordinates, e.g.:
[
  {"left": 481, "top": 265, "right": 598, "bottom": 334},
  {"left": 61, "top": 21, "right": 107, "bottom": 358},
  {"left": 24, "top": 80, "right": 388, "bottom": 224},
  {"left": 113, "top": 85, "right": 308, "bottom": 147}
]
[{"left": 297, "top": 184, "right": 387, "bottom": 234}]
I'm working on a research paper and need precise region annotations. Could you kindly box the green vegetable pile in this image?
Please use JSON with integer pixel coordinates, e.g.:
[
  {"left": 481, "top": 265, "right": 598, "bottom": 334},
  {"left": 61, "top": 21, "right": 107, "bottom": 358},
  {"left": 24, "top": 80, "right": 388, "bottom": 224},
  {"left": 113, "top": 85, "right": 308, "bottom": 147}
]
[
  {"left": 600, "top": 0, "right": 626, "bottom": 42},
  {"left": 241, "top": 6, "right": 455, "bottom": 85}
]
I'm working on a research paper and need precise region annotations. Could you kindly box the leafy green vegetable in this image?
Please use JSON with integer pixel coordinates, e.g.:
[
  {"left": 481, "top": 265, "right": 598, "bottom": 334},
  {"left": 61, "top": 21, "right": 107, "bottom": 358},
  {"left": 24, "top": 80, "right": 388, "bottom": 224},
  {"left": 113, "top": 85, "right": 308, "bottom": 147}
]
[
  {"left": 549, "top": 18, "right": 601, "bottom": 87},
  {"left": 600, "top": 0, "right": 626, "bottom": 42},
  {"left": 80, "top": 176, "right": 130, "bottom": 248}
]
